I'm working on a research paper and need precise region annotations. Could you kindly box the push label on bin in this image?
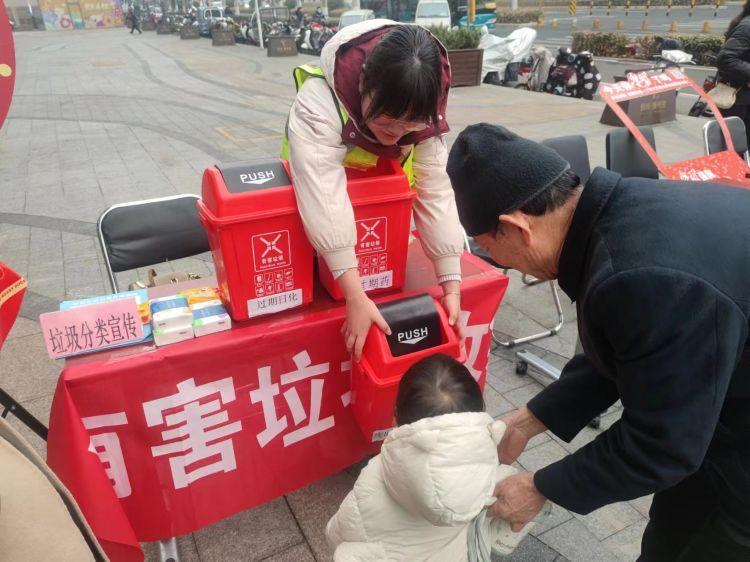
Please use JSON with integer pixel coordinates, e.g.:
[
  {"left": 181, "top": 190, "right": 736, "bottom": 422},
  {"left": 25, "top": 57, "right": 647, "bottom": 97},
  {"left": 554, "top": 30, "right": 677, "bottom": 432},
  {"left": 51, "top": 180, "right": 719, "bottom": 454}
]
[
  {"left": 217, "top": 160, "right": 291, "bottom": 193},
  {"left": 379, "top": 294, "right": 442, "bottom": 357}
]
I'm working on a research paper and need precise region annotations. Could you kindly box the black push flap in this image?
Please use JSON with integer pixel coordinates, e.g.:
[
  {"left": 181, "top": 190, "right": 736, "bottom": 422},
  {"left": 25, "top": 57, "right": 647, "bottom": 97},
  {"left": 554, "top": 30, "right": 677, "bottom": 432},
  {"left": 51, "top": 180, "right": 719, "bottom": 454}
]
[
  {"left": 378, "top": 294, "right": 443, "bottom": 357},
  {"left": 217, "top": 159, "right": 291, "bottom": 193}
]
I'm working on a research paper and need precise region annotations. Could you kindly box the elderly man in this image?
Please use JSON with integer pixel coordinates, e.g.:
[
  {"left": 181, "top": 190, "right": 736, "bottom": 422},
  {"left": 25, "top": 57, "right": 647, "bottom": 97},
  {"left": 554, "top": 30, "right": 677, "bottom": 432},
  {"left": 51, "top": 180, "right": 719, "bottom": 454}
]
[{"left": 447, "top": 123, "right": 750, "bottom": 561}]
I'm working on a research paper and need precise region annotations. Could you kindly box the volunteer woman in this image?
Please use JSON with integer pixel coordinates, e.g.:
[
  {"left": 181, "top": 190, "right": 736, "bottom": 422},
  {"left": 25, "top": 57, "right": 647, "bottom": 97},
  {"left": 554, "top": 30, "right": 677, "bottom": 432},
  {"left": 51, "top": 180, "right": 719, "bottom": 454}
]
[{"left": 283, "top": 20, "right": 465, "bottom": 360}]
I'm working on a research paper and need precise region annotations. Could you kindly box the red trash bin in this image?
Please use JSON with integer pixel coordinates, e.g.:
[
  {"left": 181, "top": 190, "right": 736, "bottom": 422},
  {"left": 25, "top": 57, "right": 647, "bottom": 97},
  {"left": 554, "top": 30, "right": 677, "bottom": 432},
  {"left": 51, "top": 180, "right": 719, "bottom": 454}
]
[
  {"left": 318, "top": 158, "right": 416, "bottom": 301},
  {"left": 198, "top": 159, "right": 314, "bottom": 322},
  {"left": 350, "top": 294, "right": 464, "bottom": 446}
]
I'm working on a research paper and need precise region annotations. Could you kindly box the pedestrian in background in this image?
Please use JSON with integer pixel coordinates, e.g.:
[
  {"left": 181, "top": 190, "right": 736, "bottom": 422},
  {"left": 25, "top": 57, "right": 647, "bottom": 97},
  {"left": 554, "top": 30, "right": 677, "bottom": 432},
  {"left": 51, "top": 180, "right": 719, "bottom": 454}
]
[
  {"left": 717, "top": 0, "right": 750, "bottom": 145},
  {"left": 126, "top": 6, "right": 142, "bottom": 34}
]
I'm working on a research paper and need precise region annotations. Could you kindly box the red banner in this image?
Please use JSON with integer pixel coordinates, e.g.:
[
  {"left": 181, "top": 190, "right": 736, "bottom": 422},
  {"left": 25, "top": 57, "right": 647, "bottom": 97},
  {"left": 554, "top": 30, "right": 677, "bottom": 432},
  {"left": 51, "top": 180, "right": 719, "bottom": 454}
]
[
  {"left": 47, "top": 249, "right": 508, "bottom": 561},
  {"left": 599, "top": 67, "right": 750, "bottom": 185},
  {"left": 0, "top": 261, "right": 27, "bottom": 348},
  {"left": 599, "top": 67, "right": 691, "bottom": 103},
  {"left": 0, "top": 0, "right": 15, "bottom": 131}
]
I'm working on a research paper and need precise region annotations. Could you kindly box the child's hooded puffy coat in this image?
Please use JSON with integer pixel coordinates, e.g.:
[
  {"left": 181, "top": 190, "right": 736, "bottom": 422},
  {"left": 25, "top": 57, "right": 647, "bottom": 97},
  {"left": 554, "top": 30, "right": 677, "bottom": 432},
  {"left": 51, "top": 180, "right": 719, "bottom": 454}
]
[{"left": 326, "top": 412, "right": 512, "bottom": 561}]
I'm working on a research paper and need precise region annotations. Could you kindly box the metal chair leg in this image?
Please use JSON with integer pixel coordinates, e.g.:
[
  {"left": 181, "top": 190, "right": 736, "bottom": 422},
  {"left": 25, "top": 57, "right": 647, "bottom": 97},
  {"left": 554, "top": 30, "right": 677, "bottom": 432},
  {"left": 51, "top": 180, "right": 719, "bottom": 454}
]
[
  {"left": 494, "top": 281, "right": 564, "bottom": 348},
  {"left": 159, "top": 538, "right": 180, "bottom": 562},
  {"left": 0, "top": 388, "right": 48, "bottom": 441},
  {"left": 521, "top": 273, "right": 545, "bottom": 287}
]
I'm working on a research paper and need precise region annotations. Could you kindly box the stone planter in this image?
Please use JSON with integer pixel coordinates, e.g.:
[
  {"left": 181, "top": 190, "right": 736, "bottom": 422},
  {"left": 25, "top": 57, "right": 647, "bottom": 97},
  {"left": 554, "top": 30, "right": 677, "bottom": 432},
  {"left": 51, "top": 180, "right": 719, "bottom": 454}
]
[
  {"left": 142, "top": 20, "right": 156, "bottom": 31},
  {"left": 156, "top": 23, "right": 172, "bottom": 34},
  {"left": 267, "top": 35, "right": 297, "bottom": 57},
  {"left": 180, "top": 25, "right": 200, "bottom": 39},
  {"left": 447, "top": 49, "right": 483, "bottom": 87},
  {"left": 211, "top": 29, "right": 235, "bottom": 46}
]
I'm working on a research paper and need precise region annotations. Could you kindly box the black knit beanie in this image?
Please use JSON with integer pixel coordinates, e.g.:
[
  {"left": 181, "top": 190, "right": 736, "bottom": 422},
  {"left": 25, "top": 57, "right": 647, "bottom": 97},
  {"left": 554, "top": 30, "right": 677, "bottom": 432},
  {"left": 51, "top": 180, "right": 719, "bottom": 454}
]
[{"left": 447, "top": 123, "right": 570, "bottom": 236}]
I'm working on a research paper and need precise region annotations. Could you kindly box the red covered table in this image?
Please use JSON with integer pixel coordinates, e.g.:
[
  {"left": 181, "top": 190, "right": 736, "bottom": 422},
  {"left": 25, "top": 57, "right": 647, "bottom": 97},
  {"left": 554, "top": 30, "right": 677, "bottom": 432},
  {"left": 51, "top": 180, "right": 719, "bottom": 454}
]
[{"left": 46, "top": 244, "right": 508, "bottom": 561}]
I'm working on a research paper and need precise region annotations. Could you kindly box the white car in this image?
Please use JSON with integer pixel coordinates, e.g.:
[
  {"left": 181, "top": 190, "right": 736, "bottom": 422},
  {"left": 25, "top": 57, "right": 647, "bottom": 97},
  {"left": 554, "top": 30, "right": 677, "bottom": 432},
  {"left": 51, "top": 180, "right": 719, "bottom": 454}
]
[
  {"left": 338, "top": 9, "right": 375, "bottom": 29},
  {"left": 414, "top": 0, "right": 451, "bottom": 28}
]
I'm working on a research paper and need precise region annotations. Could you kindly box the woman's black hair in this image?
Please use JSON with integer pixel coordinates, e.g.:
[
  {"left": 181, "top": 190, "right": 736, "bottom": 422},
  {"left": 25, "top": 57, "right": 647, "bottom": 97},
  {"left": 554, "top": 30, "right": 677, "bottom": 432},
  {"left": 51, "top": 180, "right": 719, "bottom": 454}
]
[
  {"left": 395, "top": 354, "right": 484, "bottom": 426},
  {"left": 361, "top": 25, "right": 442, "bottom": 125},
  {"left": 727, "top": 0, "right": 750, "bottom": 37}
]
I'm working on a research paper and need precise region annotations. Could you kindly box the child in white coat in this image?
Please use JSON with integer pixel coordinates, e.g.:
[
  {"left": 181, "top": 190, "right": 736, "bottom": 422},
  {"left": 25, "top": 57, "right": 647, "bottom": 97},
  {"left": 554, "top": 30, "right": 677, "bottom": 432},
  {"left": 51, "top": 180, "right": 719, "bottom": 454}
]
[{"left": 326, "top": 354, "right": 541, "bottom": 561}]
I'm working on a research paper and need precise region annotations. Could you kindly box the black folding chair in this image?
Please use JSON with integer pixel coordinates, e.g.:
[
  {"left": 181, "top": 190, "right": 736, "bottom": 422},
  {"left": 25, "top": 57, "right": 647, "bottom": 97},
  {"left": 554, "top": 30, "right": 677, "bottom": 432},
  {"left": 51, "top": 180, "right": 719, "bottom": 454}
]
[
  {"left": 98, "top": 194, "right": 210, "bottom": 562},
  {"left": 542, "top": 135, "right": 592, "bottom": 184},
  {"left": 606, "top": 126, "right": 659, "bottom": 179},
  {"left": 97, "top": 195, "right": 210, "bottom": 293},
  {"left": 702, "top": 116, "right": 750, "bottom": 165}
]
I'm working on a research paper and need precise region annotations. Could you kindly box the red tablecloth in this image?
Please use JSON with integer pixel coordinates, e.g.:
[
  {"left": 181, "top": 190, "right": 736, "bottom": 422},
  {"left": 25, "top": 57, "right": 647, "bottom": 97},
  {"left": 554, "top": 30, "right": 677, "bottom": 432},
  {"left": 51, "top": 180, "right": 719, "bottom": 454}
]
[{"left": 47, "top": 245, "right": 508, "bottom": 561}]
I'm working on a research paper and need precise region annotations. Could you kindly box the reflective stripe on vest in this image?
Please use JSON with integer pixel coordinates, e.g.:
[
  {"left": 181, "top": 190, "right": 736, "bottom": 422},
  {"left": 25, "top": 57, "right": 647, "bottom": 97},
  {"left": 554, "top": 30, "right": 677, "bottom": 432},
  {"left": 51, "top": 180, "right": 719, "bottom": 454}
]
[{"left": 281, "top": 64, "right": 414, "bottom": 184}]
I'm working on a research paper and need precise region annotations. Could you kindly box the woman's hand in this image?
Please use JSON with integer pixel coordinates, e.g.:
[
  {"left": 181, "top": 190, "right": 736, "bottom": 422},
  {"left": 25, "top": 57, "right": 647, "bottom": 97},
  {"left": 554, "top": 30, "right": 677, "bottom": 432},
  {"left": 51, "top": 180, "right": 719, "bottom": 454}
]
[
  {"left": 342, "top": 293, "right": 391, "bottom": 361},
  {"left": 338, "top": 269, "right": 390, "bottom": 361},
  {"left": 440, "top": 280, "right": 464, "bottom": 344}
]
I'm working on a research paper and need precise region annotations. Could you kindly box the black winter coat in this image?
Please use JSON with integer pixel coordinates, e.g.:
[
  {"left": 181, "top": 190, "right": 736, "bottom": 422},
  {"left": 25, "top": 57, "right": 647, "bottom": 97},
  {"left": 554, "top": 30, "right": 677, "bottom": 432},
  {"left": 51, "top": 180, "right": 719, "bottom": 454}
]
[
  {"left": 528, "top": 168, "right": 750, "bottom": 514},
  {"left": 718, "top": 16, "right": 750, "bottom": 105}
]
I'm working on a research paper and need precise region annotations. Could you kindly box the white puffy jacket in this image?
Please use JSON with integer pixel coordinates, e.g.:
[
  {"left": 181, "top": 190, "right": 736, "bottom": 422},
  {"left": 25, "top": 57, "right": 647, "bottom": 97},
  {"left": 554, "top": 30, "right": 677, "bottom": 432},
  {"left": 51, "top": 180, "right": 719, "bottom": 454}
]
[
  {"left": 326, "top": 412, "right": 514, "bottom": 561},
  {"left": 286, "top": 19, "right": 464, "bottom": 279}
]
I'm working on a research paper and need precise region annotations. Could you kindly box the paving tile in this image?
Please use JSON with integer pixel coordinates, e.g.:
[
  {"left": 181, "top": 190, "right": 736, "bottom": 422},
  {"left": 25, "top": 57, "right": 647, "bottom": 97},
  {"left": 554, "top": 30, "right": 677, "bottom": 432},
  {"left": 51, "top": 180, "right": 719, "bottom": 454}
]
[
  {"left": 503, "top": 381, "right": 545, "bottom": 409},
  {"left": 493, "top": 302, "right": 549, "bottom": 342},
  {"left": 629, "top": 494, "right": 653, "bottom": 520},
  {"left": 529, "top": 502, "right": 574, "bottom": 538},
  {"left": 0, "top": 333, "right": 61, "bottom": 403},
  {"left": 529, "top": 330, "right": 579, "bottom": 360},
  {"left": 501, "top": 272, "right": 577, "bottom": 329},
  {"left": 484, "top": 384, "right": 515, "bottom": 419},
  {"left": 602, "top": 520, "right": 648, "bottom": 561},
  {"left": 517, "top": 440, "right": 569, "bottom": 474},
  {"left": 263, "top": 541, "right": 316, "bottom": 561},
  {"left": 573, "top": 501, "right": 644, "bottom": 542},
  {"left": 286, "top": 471, "right": 357, "bottom": 561},
  {"left": 493, "top": 534, "right": 559, "bottom": 562},
  {"left": 142, "top": 534, "right": 201, "bottom": 562},
  {"left": 486, "top": 356, "right": 531, "bottom": 394},
  {"left": 5, "top": 316, "right": 41, "bottom": 340},
  {"left": 538, "top": 518, "right": 619, "bottom": 562},
  {"left": 193, "top": 498, "right": 304, "bottom": 562}
]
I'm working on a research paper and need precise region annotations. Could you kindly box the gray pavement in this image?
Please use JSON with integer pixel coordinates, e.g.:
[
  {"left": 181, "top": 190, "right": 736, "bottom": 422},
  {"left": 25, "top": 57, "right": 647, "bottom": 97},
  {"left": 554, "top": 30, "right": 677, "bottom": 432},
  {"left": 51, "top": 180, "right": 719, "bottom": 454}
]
[{"left": 0, "top": 27, "right": 711, "bottom": 562}]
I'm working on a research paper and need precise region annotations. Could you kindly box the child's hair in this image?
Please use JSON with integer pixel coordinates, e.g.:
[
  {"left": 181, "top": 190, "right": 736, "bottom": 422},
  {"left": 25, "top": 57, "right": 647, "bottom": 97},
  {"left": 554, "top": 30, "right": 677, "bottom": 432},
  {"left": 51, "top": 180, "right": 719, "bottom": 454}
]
[{"left": 395, "top": 354, "right": 485, "bottom": 426}]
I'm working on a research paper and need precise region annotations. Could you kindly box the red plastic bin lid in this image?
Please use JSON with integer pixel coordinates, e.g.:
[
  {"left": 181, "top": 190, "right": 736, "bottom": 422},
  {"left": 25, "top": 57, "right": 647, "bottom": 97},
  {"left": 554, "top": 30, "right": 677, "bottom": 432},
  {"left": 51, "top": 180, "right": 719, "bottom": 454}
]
[
  {"left": 344, "top": 157, "right": 415, "bottom": 205},
  {"left": 200, "top": 159, "right": 298, "bottom": 222}
]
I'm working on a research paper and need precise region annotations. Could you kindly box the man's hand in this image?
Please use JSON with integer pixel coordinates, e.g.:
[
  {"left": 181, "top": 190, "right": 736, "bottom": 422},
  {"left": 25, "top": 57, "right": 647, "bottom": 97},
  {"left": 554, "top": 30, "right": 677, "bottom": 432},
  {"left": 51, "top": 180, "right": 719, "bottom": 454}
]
[
  {"left": 498, "top": 406, "right": 547, "bottom": 464},
  {"left": 490, "top": 472, "right": 547, "bottom": 532}
]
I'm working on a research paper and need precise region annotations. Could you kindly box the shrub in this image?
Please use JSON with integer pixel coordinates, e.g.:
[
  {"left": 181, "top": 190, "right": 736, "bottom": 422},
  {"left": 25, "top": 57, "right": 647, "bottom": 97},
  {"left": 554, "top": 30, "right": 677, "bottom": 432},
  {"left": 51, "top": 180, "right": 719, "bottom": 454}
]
[
  {"left": 495, "top": 9, "right": 543, "bottom": 23},
  {"left": 429, "top": 25, "right": 481, "bottom": 49},
  {"left": 572, "top": 31, "right": 629, "bottom": 56},
  {"left": 572, "top": 31, "right": 722, "bottom": 64},
  {"left": 675, "top": 34, "right": 723, "bottom": 65}
]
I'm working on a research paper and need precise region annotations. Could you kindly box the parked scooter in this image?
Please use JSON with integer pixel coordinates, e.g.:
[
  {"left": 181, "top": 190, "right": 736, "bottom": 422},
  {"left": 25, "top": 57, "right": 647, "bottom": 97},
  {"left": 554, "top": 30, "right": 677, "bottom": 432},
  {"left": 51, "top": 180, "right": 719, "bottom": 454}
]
[
  {"left": 297, "top": 15, "right": 336, "bottom": 55},
  {"left": 479, "top": 27, "right": 536, "bottom": 86},
  {"left": 525, "top": 45, "right": 555, "bottom": 92},
  {"left": 543, "top": 47, "right": 601, "bottom": 100}
]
